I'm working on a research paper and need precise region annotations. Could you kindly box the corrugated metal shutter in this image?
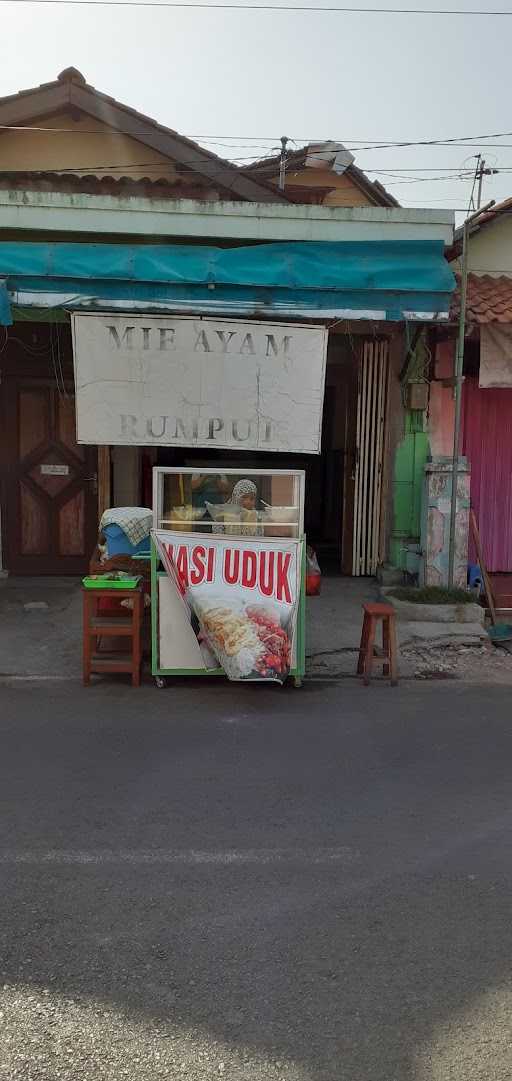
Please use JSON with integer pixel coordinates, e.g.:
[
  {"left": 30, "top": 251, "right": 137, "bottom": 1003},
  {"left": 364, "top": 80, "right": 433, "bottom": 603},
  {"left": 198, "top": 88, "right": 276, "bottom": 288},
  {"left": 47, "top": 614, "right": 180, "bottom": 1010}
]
[
  {"left": 352, "top": 340, "right": 389, "bottom": 576},
  {"left": 462, "top": 376, "right": 512, "bottom": 572}
]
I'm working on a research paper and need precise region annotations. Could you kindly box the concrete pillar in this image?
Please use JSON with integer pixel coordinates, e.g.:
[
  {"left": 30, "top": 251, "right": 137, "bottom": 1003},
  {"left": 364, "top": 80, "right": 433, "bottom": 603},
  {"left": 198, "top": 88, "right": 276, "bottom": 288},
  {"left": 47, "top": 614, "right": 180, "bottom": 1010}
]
[{"left": 420, "top": 456, "right": 470, "bottom": 589}]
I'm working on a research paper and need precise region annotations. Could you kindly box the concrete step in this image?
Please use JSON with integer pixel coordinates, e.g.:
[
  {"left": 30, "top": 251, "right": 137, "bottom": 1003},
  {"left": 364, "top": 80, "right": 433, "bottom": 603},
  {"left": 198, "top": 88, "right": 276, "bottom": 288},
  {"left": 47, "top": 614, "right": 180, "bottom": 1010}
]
[
  {"left": 398, "top": 622, "right": 487, "bottom": 648},
  {"left": 376, "top": 564, "right": 403, "bottom": 587}
]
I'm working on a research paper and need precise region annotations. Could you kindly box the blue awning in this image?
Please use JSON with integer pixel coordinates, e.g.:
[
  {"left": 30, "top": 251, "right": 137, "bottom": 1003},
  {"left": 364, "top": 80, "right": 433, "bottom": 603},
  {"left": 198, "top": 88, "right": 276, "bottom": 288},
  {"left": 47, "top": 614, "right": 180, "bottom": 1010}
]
[
  {"left": 0, "top": 239, "right": 455, "bottom": 325},
  {"left": 0, "top": 278, "right": 12, "bottom": 325}
]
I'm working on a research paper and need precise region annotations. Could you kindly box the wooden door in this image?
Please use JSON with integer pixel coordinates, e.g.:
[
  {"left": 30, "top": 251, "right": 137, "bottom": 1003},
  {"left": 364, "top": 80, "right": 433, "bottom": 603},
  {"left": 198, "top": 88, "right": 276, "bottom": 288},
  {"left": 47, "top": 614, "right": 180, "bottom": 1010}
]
[{"left": 3, "top": 377, "right": 98, "bottom": 574}]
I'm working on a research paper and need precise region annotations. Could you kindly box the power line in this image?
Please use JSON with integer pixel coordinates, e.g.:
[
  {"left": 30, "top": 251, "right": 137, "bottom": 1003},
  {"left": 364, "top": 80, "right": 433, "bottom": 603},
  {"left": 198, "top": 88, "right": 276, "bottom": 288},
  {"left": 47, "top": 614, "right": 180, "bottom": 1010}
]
[
  {"left": 0, "top": 155, "right": 275, "bottom": 172},
  {"left": 1, "top": 0, "right": 512, "bottom": 11},
  {"left": 338, "top": 134, "right": 512, "bottom": 152},
  {"left": 0, "top": 164, "right": 486, "bottom": 182},
  {"left": 0, "top": 154, "right": 480, "bottom": 173},
  {"left": 373, "top": 174, "right": 480, "bottom": 185},
  {"left": 3, "top": 122, "right": 512, "bottom": 153},
  {"left": 0, "top": 164, "right": 502, "bottom": 186},
  {"left": 402, "top": 204, "right": 512, "bottom": 212},
  {"left": 0, "top": 125, "right": 282, "bottom": 152},
  {"left": 356, "top": 167, "right": 470, "bottom": 173},
  {"left": 0, "top": 154, "right": 498, "bottom": 181},
  {"left": 365, "top": 166, "right": 507, "bottom": 172},
  {"left": 186, "top": 134, "right": 512, "bottom": 143},
  {"left": 0, "top": 147, "right": 507, "bottom": 174}
]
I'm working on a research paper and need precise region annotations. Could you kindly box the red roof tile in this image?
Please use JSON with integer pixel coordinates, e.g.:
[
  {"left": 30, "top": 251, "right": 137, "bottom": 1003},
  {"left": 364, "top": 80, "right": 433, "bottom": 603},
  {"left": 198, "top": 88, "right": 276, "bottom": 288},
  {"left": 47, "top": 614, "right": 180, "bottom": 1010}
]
[
  {"left": 0, "top": 170, "right": 228, "bottom": 200},
  {"left": 450, "top": 274, "right": 512, "bottom": 324}
]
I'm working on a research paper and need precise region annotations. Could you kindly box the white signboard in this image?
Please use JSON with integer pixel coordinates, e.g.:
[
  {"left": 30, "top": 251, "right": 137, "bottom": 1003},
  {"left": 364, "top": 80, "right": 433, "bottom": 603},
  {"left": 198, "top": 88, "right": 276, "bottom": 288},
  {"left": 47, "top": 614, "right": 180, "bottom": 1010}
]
[
  {"left": 71, "top": 314, "right": 327, "bottom": 453},
  {"left": 40, "top": 464, "right": 69, "bottom": 476}
]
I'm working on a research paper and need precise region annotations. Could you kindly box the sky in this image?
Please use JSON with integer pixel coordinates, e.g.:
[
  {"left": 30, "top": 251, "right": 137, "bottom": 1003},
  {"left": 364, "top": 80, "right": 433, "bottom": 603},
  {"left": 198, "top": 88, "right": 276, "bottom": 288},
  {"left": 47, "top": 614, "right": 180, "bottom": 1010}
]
[{"left": 1, "top": 0, "right": 512, "bottom": 218}]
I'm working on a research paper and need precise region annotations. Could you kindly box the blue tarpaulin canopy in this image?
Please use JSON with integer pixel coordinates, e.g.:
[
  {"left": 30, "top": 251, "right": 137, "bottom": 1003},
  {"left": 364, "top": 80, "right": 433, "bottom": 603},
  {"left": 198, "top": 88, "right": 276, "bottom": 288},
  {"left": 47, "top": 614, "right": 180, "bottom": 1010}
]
[
  {"left": 0, "top": 239, "right": 455, "bottom": 325},
  {"left": 0, "top": 278, "right": 10, "bottom": 325}
]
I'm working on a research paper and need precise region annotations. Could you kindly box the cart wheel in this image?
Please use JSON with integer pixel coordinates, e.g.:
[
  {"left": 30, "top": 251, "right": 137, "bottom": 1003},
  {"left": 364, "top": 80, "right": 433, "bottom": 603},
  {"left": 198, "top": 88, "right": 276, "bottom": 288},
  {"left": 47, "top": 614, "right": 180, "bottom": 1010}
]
[
  {"left": 155, "top": 676, "right": 167, "bottom": 689},
  {"left": 294, "top": 676, "right": 303, "bottom": 689}
]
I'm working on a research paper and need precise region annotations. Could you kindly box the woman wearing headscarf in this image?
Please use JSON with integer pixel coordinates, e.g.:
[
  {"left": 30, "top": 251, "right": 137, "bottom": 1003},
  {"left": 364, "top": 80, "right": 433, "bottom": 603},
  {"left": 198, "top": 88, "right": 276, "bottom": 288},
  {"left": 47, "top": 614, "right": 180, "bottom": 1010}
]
[
  {"left": 210, "top": 478, "right": 261, "bottom": 535},
  {"left": 231, "top": 478, "right": 257, "bottom": 511}
]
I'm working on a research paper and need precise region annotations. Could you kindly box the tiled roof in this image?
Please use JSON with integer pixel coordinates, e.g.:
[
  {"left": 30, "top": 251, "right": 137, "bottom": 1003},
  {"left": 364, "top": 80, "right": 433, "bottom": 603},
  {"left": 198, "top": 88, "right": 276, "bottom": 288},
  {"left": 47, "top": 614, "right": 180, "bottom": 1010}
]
[
  {"left": 0, "top": 68, "right": 289, "bottom": 204},
  {"left": 0, "top": 170, "right": 227, "bottom": 200},
  {"left": 451, "top": 273, "right": 512, "bottom": 324},
  {"left": 447, "top": 197, "right": 512, "bottom": 258},
  {"left": 245, "top": 144, "right": 400, "bottom": 208},
  {"left": 470, "top": 196, "right": 512, "bottom": 230},
  {"left": 0, "top": 68, "right": 229, "bottom": 162},
  {"left": 453, "top": 196, "right": 512, "bottom": 243}
]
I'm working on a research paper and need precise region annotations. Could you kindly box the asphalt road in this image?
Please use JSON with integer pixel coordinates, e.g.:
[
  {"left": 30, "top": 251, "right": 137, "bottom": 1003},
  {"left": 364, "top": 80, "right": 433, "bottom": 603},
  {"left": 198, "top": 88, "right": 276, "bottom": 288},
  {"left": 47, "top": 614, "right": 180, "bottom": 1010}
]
[{"left": 1, "top": 677, "right": 512, "bottom": 1080}]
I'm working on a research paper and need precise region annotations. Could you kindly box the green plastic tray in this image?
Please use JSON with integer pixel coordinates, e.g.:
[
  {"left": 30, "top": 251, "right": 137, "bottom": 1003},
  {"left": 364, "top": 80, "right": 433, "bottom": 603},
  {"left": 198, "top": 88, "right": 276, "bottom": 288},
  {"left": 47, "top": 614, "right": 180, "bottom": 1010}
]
[{"left": 82, "top": 575, "right": 142, "bottom": 590}]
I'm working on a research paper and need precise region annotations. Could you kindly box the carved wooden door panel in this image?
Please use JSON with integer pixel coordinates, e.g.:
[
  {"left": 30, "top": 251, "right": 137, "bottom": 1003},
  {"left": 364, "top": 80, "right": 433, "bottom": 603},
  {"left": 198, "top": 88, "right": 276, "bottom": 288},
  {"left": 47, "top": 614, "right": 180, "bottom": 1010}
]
[{"left": 4, "top": 376, "right": 98, "bottom": 574}]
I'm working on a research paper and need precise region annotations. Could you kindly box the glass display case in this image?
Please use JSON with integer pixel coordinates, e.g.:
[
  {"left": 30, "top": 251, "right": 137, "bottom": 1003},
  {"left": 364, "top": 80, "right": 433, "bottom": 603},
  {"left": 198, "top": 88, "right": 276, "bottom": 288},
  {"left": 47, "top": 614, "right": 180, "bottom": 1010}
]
[
  {"left": 152, "top": 467, "right": 305, "bottom": 540},
  {"left": 151, "top": 467, "right": 306, "bottom": 687}
]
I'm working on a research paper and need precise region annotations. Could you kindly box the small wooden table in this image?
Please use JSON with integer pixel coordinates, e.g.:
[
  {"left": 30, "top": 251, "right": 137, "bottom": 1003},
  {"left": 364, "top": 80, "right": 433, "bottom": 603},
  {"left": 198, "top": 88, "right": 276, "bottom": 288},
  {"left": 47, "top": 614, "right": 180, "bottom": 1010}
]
[{"left": 82, "top": 586, "right": 143, "bottom": 687}]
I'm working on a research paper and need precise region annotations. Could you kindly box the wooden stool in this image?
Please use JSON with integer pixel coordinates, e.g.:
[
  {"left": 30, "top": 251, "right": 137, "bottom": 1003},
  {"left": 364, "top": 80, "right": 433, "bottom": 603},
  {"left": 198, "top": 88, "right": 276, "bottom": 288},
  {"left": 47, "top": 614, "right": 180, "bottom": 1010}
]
[
  {"left": 83, "top": 586, "right": 143, "bottom": 687},
  {"left": 357, "top": 602, "right": 398, "bottom": 686}
]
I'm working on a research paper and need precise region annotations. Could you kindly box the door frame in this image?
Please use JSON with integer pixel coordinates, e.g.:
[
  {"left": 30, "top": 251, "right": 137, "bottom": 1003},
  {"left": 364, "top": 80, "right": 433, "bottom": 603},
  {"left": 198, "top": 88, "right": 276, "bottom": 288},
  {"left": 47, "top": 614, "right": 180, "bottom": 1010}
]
[
  {"left": 1, "top": 371, "right": 98, "bottom": 575},
  {"left": 350, "top": 339, "right": 390, "bottom": 577}
]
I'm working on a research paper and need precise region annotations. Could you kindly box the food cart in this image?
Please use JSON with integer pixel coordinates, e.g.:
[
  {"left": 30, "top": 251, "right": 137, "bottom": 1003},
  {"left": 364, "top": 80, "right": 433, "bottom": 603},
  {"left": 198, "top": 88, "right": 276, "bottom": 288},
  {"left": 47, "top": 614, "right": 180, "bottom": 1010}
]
[{"left": 151, "top": 466, "right": 306, "bottom": 687}]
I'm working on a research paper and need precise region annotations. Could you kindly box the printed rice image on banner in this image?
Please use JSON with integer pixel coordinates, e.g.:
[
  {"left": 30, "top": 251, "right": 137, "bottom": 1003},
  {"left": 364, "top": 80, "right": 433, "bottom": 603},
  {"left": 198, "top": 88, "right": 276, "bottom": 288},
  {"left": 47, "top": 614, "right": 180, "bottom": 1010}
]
[{"left": 153, "top": 530, "right": 302, "bottom": 683}]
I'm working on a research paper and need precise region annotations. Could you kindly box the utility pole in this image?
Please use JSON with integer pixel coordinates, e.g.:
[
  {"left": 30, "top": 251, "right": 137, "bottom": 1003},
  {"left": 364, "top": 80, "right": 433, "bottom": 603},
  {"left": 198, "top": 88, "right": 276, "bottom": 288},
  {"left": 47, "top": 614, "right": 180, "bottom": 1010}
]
[
  {"left": 476, "top": 158, "right": 486, "bottom": 210},
  {"left": 474, "top": 156, "right": 498, "bottom": 209},
  {"left": 468, "top": 154, "right": 481, "bottom": 212},
  {"left": 447, "top": 199, "right": 495, "bottom": 587},
  {"left": 468, "top": 155, "right": 498, "bottom": 212},
  {"left": 278, "top": 136, "right": 289, "bottom": 191}
]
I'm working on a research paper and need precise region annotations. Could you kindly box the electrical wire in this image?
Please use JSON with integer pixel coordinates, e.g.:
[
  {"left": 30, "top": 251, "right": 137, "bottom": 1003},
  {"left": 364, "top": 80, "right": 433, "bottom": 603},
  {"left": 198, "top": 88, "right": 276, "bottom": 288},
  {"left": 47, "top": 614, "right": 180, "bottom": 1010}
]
[
  {"left": 0, "top": 326, "right": 56, "bottom": 359},
  {"left": 0, "top": 157, "right": 275, "bottom": 173},
  {"left": 182, "top": 134, "right": 512, "bottom": 144},
  {"left": 372, "top": 175, "right": 474, "bottom": 185},
  {"left": 0, "top": 115, "right": 508, "bottom": 201},
  {"left": 50, "top": 322, "right": 65, "bottom": 397},
  {"left": 400, "top": 204, "right": 504, "bottom": 209},
  {"left": 3, "top": 123, "right": 512, "bottom": 152},
  {"left": 1, "top": 0, "right": 512, "bottom": 11},
  {"left": 365, "top": 167, "right": 509, "bottom": 172},
  {"left": 0, "top": 159, "right": 501, "bottom": 184},
  {"left": 0, "top": 127, "right": 282, "bottom": 153},
  {"left": 0, "top": 157, "right": 427, "bottom": 171},
  {"left": 0, "top": 155, "right": 507, "bottom": 175},
  {"left": 0, "top": 149, "right": 508, "bottom": 175},
  {"left": 0, "top": 145, "right": 504, "bottom": 177},
  {"left": 0, "top": 165, "right": 493, "bottom": 186},
  {"left": 0, "top": 159, "right": 481, "bottom": 175}
]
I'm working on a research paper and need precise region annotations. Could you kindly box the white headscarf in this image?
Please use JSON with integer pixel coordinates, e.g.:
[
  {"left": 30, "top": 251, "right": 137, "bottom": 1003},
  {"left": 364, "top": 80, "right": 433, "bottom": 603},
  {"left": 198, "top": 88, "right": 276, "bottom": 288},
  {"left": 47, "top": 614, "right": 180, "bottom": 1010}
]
[{"left": 232, "top": 479, "right": 257, "bottom": 505}]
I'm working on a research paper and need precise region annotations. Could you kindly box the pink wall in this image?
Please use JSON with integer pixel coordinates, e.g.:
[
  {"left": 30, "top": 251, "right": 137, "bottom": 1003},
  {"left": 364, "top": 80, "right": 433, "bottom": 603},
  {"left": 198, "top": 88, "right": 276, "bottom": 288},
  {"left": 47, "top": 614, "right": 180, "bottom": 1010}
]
[{"left": 427, "top": 342, "right": 512, "bottom": 572}]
